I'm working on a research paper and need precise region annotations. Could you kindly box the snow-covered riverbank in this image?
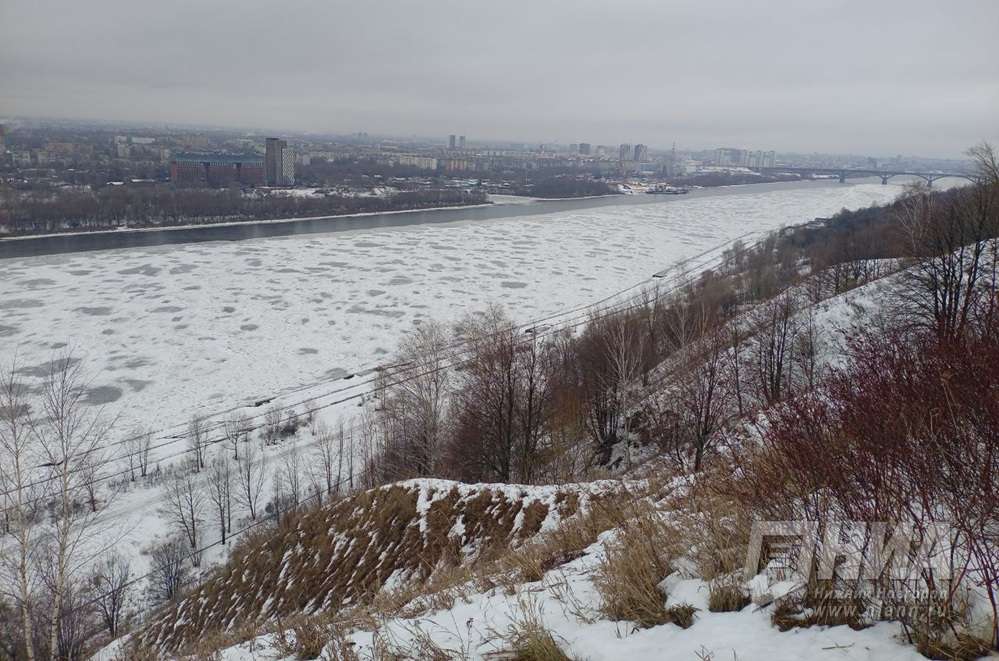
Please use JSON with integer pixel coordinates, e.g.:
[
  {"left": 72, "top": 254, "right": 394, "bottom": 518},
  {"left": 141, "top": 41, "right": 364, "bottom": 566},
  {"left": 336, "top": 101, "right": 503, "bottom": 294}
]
[{"left": 0, "top": 182, "right": 905, "bottom": 437}]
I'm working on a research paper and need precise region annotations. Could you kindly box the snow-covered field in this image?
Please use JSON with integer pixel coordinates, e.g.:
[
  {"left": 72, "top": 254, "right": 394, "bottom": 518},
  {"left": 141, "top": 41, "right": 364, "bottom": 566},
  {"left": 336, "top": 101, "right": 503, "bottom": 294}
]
[{"left": 0, "top": 182, "right": 905, "bottom": 438}]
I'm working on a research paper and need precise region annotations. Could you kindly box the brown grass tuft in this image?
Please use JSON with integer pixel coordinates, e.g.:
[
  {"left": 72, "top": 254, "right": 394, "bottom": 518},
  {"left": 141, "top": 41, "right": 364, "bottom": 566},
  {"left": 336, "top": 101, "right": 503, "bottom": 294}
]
[
  {"left": 592, "top": 501, "right": 677, "bottom": 629},
  {"left": 913, "top": 630, "right": 992, "bottom": 661},
  {"left": 667, "top": 603, "right": 698, "bottom": 629},
  {"left": 496, "top": 596, "right": 577, "bottom": 661},
  {"left": 707, "top": 580, "right": 750, "bottom": 613}
]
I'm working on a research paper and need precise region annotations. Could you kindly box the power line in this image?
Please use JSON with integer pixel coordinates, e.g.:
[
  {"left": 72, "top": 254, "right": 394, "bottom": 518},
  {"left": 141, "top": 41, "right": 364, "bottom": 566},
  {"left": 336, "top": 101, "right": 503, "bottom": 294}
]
[
  {"left": 65, "top": 460, "right": 380, "bottom": 629},
  {"left": 2, "top": 233, "right": 754, "bottom": 503},
  {"left": 36, "top": 237, "right": 762, "bottom": 635}
]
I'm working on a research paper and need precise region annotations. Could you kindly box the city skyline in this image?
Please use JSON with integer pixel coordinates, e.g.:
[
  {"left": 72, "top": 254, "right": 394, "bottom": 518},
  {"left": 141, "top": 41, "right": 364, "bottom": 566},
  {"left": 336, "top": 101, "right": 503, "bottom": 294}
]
[{"left": 2, "top": 0, "right": 997, "bottom": 159}]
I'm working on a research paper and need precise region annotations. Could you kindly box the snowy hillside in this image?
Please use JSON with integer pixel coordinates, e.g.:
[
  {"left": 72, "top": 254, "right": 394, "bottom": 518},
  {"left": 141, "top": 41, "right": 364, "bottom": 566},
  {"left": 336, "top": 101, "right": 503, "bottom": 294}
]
[
  {"left": 116, "top": 472, "right": 935, "bottom": 661},
  {"left": 129, "top": 478, "right": 626, "bottom": 654}
]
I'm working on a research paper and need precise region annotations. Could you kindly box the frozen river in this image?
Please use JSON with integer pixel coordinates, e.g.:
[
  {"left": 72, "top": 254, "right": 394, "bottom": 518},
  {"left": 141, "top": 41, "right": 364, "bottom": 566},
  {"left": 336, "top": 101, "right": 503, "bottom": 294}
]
[{"left": 0, "top": 180, "right": 910, "bottom": 434}]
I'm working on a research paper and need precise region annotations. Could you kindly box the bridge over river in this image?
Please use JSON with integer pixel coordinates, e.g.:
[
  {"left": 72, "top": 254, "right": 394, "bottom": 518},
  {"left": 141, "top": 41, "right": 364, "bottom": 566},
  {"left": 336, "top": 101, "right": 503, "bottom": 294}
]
[{"left": 749, "top": 166, "right": 979, "bottom": 186}]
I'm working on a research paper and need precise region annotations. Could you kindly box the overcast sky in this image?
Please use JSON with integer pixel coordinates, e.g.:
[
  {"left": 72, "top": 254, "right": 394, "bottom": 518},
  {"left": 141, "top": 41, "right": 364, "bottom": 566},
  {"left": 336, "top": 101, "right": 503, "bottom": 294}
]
[{"left": 2, "top": 0, "right": 997, "bottom": 157}]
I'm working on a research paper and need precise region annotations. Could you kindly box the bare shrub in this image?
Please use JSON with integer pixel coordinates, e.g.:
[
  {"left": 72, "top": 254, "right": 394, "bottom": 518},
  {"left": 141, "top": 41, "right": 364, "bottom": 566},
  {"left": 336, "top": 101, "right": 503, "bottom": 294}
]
[
  {"left": 149, "top": 537, "right": 189, "bottom": 602},
  {"left": 89, "top": 552, "right": 132, "bottom": 638},
  {"left": 263, "top": 406, "right": 283, "bottom": 445},
  {"left": 737, "top": 320, "right": 999, "bottom": 649}
]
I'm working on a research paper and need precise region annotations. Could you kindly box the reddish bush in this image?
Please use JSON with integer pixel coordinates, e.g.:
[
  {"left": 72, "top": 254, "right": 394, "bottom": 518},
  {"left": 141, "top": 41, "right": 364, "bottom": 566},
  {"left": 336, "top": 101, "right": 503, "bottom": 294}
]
[{"left": 736, "top": 321, "right": 999, "bottom": 648}]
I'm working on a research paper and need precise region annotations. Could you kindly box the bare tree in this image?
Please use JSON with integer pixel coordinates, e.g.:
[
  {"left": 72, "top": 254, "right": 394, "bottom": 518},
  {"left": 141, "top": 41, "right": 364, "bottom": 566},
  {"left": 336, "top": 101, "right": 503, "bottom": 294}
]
[
  {"left": 792, "top": 302, "right": 822, "bottom": 392},
  {"left": 205, "top": 449, "right": 233, "bottom": 545},
  {"left": 235, "top": 441, "right": 266, "bottom": 520},
  {"left": 187, "top": 416, "right": 208, "bottom": 472},
  {"left": 280, "top": 444, "right": 302, "bottom": 509},
  {"left": 125, "top": 429, "right": 153, "bottom": 481},
  {"left": 89, "top": 552, "right": 131, "bottom": 638},
  {"left": 78, "top": 447, "right": 104, "bottom": 513},
  {"left": 447, "top": 305, "right": 558, "bottom": 482},
  {"left": 450, "top": 306, "right": 522, "bottom": 482},
  {"left": 604, "top": 315, "right": 644, "bottom": 468},
  {"left": 32, "top": 354, "right": 114, "bottom": 659},
  {"left": 310, "top": 421, "right": 340, "bottom": 501},
  {"left": 263, "top": 406, "right": 282, "bottom": 445},
  {"left": 678, "top": 328, "right": 730, "bottom": 471},
  {"left": 0, "top": 360, "right": 40, "bottom": 661},
  {"left": 727, "top": 322, "right": 747, "bottom": 418},
  {"left": 162, "top": 470, "right": 205, "bottom": 565},
  {"left": 752, "top": 291, "right": 797, "bottom": 405},
  {"left": 149, "top": 537, "right": 188, "bottom": 602},
  {"left": 223, "top": 414, "right": 248, "bottom": 460},
  {"left": 896, "top": 149, "right": 999, "bottom": 340},
  {"left": 376, "top": 320, "right": 452, "bottom": 478}
]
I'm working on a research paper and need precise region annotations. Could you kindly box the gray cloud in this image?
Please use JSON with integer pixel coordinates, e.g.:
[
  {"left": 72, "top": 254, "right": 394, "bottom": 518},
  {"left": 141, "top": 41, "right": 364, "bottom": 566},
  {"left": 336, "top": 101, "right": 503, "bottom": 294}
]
[{"left": 2, "top": 0, "right": 997, "bottom": 156}]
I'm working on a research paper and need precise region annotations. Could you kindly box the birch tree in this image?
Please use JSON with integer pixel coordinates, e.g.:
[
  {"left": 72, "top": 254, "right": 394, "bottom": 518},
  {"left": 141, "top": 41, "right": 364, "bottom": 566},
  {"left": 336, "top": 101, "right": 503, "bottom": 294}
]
[
  {"left": 32, "top": 354, "right": 114, "bottom": 660},
  {"left": 0, "top": 360, "right": 40, "bottom": 661}
]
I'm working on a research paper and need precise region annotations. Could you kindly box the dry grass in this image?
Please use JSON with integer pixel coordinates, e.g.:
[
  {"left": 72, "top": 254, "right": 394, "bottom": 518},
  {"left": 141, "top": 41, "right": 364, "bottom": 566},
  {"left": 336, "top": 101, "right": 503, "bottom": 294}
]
[
  {"left": 493, "top": 596, "right": 577, "bottom": 661},
  {"left": 913, "top": 630, "right": 992, "bottom": 661},
  {"left": 140, "top": 480, "right": 597, "bottom": 654},
  {"left": 592, "top": 501, "right": 678, "bottom": 629},
  {"left": 707, "top": 579, "right": 750, "bottom": 613},
  {"left": 272, "top": 616, "right": 340, "bottom": 659},
  {"left": 111, "top": 639, "right": 162, "bottom": 661},
  {"left": 770, "top": 589, "right": 869, "bottom": 632},
  {"left": 673, "top": 473, "right": 753, "bottom": 581},
  {"left": 667, "top": 603, "right": 698, "bottom": 629}
]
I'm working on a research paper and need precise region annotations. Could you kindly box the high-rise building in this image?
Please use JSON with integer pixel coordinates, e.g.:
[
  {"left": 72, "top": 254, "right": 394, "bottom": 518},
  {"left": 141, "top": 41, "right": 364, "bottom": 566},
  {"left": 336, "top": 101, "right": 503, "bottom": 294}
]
[
  {"left": 113, "top": 135, "right": 131, "bottom": 159},
  {"left": 458, "top": 135, "right": 466, "bottom": 149},
  {"left": 747, "top": 149, "right": 776, "bottom": 168},
  {"left": 265, "top": 137, "right": 289, "bottom": 186},
  {"left": 448, "top": 134, "right": 457, "bottom": 149},
  {"left": 619, "top": 144, "right": 632, "bottom": 161},
  {"left": 0, "top": 124, "right": 6, "bottom": 153},
  {"left": 282, "top": 147, "right": 295, "bottom": 185},
  {"left": 715, "top": 147, "right": 749, "bottom": 167},
  {"left": 633, "top": 144, "right": 649, "bottom": 162},
  {"left": 578, "top": 143, "right": 591, "bottom": 156}
]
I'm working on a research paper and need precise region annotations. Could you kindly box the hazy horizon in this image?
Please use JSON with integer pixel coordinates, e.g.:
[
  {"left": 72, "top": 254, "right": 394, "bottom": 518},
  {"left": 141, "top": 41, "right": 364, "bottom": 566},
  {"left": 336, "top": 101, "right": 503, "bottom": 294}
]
[{"left": 2, "top": 0, "right": 997, "bottom": 159}]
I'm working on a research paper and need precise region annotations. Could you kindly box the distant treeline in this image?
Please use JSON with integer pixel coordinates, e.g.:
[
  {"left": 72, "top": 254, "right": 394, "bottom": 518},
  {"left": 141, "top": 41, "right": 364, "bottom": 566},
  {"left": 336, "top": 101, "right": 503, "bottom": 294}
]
[
  {"left": 515, "top": 176, "right": 619, "bottom": 198},
  {"left": 672, "top": 171, "right": 804, "bottom": 187},
  {"left": 0, "top": 186, "right": 489, "bottom": 235}
]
